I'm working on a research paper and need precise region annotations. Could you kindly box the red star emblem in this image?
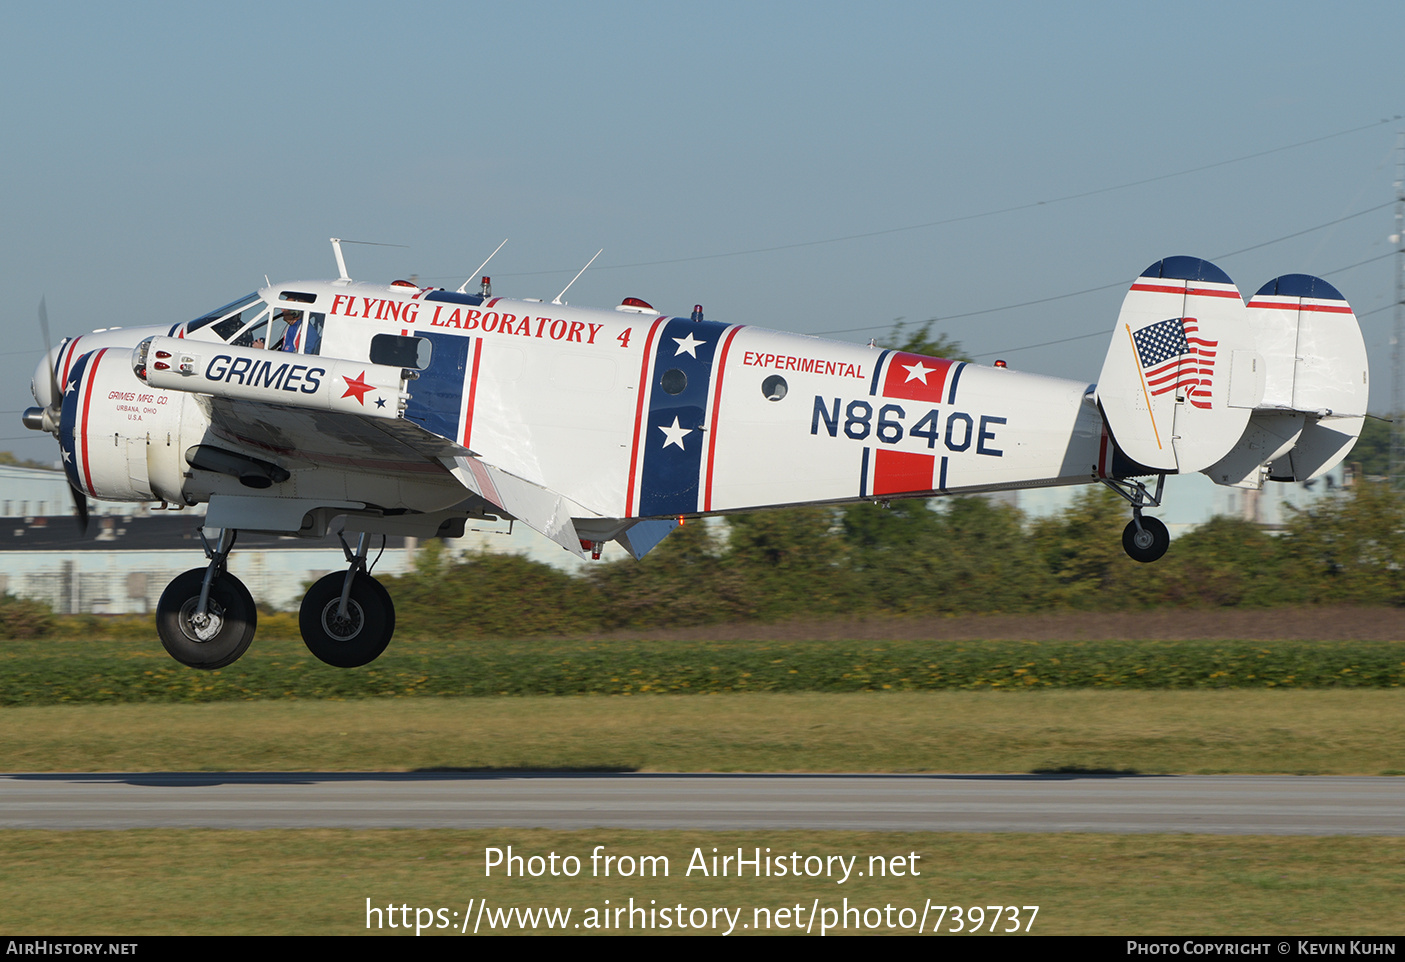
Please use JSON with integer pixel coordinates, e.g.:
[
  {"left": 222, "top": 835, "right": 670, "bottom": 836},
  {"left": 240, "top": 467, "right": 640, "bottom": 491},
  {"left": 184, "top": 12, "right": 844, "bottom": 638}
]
[{"left": 341, "top": 371, "right": 375, "bottom": 405}]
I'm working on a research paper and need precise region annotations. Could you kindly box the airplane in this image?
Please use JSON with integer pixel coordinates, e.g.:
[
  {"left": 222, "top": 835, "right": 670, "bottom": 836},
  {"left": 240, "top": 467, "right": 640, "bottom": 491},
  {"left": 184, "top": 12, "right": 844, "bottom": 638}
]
[{"left": 22, "top": 245, "right": 1368, "bottom": 671}]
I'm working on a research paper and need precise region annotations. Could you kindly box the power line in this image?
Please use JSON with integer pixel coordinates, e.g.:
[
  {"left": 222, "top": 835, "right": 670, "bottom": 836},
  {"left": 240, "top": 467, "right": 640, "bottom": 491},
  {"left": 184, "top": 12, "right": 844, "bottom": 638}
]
[
  {"left": 458, "top": 118, "right": 1395, "bottom": 280},
  {"left": 967, "top": 248, "right": 1396, "bottom": 358},
  {"left": 816, "top": 202, "right": 1392, "bottom": 337}
]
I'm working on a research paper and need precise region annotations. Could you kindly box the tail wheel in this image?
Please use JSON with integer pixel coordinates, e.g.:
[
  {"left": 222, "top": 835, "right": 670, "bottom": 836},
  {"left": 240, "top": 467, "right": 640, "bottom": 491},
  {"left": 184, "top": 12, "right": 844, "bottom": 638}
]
[
  {"left": 1122, "top": 516, "right": 1170, "bottom": 564},
  {"left": 156, "top": 568, "right": 257, "bottom": 670},
  {"left": 299, "top": 571, "right": 396, "bottom": 668}
]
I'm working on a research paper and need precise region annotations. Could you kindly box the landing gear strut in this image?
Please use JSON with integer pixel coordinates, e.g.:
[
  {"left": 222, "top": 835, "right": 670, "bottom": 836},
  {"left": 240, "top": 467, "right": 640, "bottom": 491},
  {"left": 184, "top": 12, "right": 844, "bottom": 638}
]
[
  {"left": 299, "top": 532, "right": 396, "bottom": 668},
  {"left": 155, "top": 529, "right": 257, "bottom": 669},
  {"left": 1101, "top": 475, "right": 1170, "bottom": 564}
]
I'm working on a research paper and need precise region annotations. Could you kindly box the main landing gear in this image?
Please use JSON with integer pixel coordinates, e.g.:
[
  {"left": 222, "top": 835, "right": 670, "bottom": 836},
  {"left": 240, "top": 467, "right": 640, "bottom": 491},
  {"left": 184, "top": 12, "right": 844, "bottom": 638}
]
[
  {"left": 1101, "top": 475, "right": 1171, "bottom": 564},
  {"left": 153, "top": 528, "right": 397, "bottom": 670},
  {"left": 155, "top": 529, "right": 257, "bottom": 670},
  {"left": 298, "top": 532, "right": 396, "bottom": 668}
]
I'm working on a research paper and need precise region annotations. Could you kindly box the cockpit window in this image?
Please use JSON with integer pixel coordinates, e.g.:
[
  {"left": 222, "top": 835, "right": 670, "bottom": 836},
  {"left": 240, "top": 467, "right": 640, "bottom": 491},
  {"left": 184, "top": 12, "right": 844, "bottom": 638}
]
[
  {"left": 232, "top": 318, "right": 269, "bottom": 349},
  {"left": 213, "top": 304, "right": 270, "bottom": 344},
  {"left": 187, "top": 293, "right": 260, "bottom": 333}
]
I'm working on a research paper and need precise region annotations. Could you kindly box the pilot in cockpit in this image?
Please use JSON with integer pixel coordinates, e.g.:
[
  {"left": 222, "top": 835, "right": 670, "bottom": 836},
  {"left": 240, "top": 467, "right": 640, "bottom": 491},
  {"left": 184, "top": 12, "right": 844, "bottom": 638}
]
[{"left": 273, "top": 309, "right": 303, "bottom": 352}]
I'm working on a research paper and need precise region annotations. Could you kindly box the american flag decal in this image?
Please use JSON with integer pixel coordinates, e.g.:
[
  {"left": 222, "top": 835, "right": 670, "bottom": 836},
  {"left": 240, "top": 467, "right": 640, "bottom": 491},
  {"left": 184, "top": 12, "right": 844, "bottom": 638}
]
[{"left": 1132, "top": 316, "right": 1218, "bottom": 410}]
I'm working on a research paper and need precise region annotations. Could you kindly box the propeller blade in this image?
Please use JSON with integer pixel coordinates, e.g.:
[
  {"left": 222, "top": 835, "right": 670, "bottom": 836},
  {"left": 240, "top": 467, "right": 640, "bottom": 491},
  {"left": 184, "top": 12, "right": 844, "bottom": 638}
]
[
  {"left": 69, "top": 482, "right": 89, "bottom": 536},
  {"left": 37, "top": 297, "right": 61, "bottom": 411}
]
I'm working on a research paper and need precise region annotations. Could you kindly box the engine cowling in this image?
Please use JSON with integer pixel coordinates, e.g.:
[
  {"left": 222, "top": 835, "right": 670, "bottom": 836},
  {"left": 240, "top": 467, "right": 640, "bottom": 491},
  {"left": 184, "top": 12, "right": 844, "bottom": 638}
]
[{"left": 59, "top": 348, "right": 198, "bottom": 504}]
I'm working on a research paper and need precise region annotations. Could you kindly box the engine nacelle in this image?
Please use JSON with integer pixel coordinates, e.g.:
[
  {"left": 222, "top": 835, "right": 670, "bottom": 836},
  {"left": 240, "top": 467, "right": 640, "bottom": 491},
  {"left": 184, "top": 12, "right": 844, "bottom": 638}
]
[{"left": 59, "top": 347, "right": 201, "bottom": 504}]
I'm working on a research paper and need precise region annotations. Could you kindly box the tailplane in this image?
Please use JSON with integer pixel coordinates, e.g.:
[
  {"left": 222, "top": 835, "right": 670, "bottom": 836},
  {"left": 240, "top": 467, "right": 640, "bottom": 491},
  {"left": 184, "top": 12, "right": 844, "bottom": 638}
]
[{"left": 1096, "top": 256, "right": 1367, "bottom": 488}]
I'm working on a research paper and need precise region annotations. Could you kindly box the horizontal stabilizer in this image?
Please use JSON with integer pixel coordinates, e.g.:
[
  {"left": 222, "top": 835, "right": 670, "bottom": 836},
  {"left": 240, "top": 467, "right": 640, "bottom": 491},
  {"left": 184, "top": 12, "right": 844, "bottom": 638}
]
[
  {"left": 1268, "top": 415, "right": 1366, "bottom": 483},
  {"left": 615, "top": 518, "right": 680, "bottom": 560}
]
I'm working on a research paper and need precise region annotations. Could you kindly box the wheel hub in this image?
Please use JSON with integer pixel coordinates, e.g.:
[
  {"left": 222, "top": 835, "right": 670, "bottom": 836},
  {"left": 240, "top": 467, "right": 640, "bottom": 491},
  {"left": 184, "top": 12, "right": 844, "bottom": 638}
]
[
  {"left": 321, "top": 600, "right": 364, "bottom": 642},
  {"left": 179, "top": 598, "right": 225, "bottom": 643}
]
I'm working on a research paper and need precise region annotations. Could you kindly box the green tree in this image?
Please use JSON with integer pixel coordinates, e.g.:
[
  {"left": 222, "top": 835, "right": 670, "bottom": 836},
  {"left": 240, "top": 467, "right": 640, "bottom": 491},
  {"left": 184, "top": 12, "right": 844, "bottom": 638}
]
[
  {"left": 880, "top": 320, "right": 968, "bottom": 361},
  {"left": 590, "top": 520, "right": 752, "bottom": 628},
  {"left": 383, "top": 546, "right": 599, "bottom": 637},
  {"left": 1279, "top": 481, "right": 1405, "bottom": 605},
  {"left": 1347, "top": 417, "right": 1391, "bottom": 479},
  {"left": 839, "top": 495, "right": 1046, "bottom": 614},
  {"left": 1029, "top": 486, "right": 1144, "bottom": 608},
  {"left": 724, "top": 507, "right": 853, "bottom": 619},
  {"left": 1152, "top": 515, "right": 1289, "bottom": 608}
]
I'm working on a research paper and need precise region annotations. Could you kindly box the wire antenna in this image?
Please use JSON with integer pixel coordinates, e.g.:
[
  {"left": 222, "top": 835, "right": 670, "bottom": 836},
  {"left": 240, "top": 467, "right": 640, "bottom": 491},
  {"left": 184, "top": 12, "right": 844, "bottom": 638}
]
[{"left": 329, "top": 237, "right": 410, "bottom": 281}]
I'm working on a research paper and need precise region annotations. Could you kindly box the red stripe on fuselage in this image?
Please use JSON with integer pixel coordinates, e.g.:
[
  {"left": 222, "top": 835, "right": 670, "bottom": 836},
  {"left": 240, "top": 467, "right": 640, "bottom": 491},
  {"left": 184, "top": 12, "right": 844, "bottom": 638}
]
[
  {"left": 60, "top": 337, "right": 83, "bottom": 390},
  {"left": 78, "top": 348, "right": 107, "bottom": 497},
  {"left": 624, "top": 317, "right": 668, "bottom": 516},
  {"left": 702, "top": 325, "right": 745, "bottom": 512},
  {"left": 462, "top": 339, "right": 483, "bottom": 449}
]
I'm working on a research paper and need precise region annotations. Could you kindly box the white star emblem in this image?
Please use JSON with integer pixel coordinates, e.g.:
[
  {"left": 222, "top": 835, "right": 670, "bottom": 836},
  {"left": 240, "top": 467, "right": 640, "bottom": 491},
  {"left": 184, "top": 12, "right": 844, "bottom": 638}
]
[
  {"left": 673, "top": 332, "right": 705, "bottom": 358},
  {"left": 903, "top": 361, "right": 934, "bottom": 384},
  {"left": 657, "top": 416, "right": 692, "bottom": 450},
  {"left": 61, "top": 449, "right": 71, "bottom": 463}
]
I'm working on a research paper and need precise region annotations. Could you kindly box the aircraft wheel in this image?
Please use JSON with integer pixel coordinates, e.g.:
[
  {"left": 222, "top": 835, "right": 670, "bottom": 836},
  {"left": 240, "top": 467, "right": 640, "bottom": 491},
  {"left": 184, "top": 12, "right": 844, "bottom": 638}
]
[
  {"left": 299, "top": 572, "right": 396, "bottom": 668},
  {"left": 156, "top": 568, "right": 258, "bottom": 670},
  {"left": 1122, "top": 516, "right": 1170, "bottom": 564}
]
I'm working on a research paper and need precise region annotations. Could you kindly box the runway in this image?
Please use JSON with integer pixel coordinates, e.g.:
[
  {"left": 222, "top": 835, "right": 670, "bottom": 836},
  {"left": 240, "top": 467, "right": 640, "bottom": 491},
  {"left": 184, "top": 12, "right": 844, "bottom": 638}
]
[{"left": 1, "top": 772, "right": 1402, "bottom": 834}]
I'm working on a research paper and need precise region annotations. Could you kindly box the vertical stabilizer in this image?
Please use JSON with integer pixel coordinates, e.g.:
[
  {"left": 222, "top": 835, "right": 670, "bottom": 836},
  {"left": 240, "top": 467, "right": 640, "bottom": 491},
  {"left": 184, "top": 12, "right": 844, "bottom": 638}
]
[{"left": 1096, "top": 257, "right": 1257, "bottom": 473}]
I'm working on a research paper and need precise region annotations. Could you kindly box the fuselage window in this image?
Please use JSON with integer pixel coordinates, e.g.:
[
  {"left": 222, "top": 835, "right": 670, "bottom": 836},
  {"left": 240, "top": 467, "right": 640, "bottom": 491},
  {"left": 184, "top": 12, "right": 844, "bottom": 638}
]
[
  {"left": 278, "top": 291, "right": 317, "bottom": 304},
  {"left": 369, "top": 333, "right": 431, "bottom": 369},
  {"left": 660, "top": 368, "right": 687, "bottom": 395},
  {"left": 303, "top": 313, "right": 324, "bottom": 355}
]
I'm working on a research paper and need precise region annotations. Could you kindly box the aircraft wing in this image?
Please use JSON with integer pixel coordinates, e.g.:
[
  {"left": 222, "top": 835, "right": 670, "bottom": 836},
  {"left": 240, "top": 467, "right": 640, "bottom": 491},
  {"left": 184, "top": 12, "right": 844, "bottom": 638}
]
[{"left": 138, "top": 336, "right": 627, "bottom": 555}]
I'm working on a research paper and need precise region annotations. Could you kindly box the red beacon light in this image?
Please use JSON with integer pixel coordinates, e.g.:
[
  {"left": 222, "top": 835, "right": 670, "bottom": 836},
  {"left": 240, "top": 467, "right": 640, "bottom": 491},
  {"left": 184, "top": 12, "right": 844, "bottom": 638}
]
[{"left": 994, "top": 359, "right": 1008, "bottom": 369}]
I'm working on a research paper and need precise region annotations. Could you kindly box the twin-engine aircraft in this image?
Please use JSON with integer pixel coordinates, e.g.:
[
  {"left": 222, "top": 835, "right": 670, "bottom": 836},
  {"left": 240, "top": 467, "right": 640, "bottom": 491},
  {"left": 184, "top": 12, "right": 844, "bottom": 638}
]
[{"left": 23, "top": 247, "right": 1367, "bottom": 670}]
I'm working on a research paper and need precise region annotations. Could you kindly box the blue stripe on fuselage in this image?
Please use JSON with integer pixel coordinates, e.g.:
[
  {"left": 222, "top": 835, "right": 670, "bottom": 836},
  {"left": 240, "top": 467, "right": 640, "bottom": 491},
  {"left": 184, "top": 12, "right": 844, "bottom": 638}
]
[
  {"left": 403, "top": 331, "right": 473, "bottom": 441},
  {"left": 638, "top": 318, "right": 731, "bottom": 517},
  {"left": 57, "top": 353, "right": 89, "bottom": 493}
]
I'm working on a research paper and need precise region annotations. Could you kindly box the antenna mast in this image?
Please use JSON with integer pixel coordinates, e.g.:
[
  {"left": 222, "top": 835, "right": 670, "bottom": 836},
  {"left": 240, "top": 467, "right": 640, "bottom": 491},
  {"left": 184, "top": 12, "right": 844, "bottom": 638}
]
[{"left": 552, "top": 249, "right": 603, "bottom": 305}]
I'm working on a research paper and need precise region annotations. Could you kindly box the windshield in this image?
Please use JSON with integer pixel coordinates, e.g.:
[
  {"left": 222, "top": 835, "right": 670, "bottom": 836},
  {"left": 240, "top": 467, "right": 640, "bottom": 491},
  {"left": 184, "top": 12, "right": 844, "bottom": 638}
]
[{"left": 186, "top": 293, "right": 261, "bottom": 333}]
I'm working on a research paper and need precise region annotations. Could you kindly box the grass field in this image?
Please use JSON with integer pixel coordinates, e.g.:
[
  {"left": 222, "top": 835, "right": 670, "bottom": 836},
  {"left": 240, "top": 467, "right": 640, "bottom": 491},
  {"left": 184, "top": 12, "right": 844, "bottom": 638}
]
[
  {"left": 4, "top": 611, "right": 1403, "bottom": 935},
  {"left": 1, "top": 689, "right": 1402, "bottom": 774},
  {"left": 5, "top": 632, "right": 1405, "bottom": 705},
  {"left": 3, "top": 829, "right": 1403, "bottom": 935}
]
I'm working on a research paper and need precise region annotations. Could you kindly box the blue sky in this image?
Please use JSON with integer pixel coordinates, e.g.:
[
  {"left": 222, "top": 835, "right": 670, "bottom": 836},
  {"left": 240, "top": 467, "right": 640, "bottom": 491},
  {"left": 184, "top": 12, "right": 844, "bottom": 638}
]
[{"left": 1, "top": 0, "right": 1400, "bottom": 466}]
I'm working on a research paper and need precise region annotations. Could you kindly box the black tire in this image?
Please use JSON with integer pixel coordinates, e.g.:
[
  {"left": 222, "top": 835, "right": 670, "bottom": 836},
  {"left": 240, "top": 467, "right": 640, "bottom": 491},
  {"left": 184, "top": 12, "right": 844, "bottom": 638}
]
[
  {"left": 299, "top": 571, "right": 395, "bottom": 668},
  {"left": 156, "top": 568, "right": 258, "bottom": 670},
  {"left": 1122, "top": 516, "right": 1170, "bottom": 564}
]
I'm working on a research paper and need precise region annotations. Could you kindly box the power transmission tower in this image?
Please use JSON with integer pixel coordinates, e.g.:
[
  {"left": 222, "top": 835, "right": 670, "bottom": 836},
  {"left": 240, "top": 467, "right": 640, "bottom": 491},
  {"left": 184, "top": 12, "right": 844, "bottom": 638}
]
[{"left": 1393, "top": 132, "right": 1405, "bottom": 487}]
